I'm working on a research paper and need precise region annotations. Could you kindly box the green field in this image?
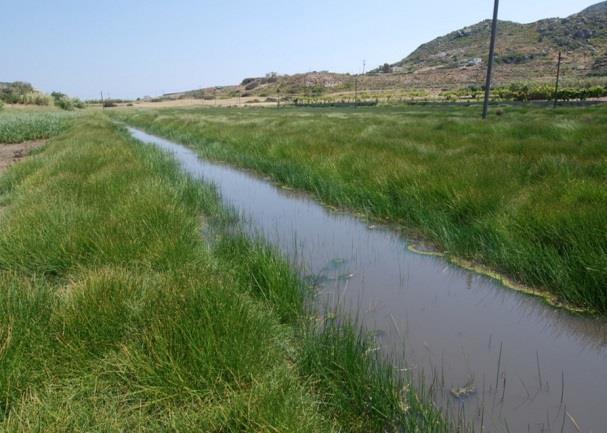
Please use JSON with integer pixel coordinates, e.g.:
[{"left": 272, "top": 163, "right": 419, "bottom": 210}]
[
  {"left": 113, "top": 104, "right": 607, "bottom": 313},
  {"left": 0, "top": 110, "right": 78, "bottom": 143},
  {"left": 0, "top": 112, "right": 453, "bottom": 432}
]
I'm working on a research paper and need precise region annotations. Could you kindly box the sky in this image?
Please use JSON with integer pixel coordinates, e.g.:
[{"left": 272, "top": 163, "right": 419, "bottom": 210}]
[{"left": 2, "top": 0, "right": 600, "bottom": 99}]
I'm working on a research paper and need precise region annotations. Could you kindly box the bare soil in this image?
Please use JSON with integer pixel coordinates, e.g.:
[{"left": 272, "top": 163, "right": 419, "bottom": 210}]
[{"left": 0, "top": 140, "right": 44, "bottom": 173}]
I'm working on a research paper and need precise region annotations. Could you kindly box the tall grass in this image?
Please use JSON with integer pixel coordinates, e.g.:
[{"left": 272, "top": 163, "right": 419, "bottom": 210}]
[
  {"left": 113, "top": 104, "right": 607, "bottom": 313},
  {"left": 0, "top": 114, "right": 454, "bottom": 432}
]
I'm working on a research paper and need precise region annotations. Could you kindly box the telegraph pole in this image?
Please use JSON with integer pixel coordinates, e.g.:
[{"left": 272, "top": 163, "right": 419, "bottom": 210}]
[
  {"left": 482, "top": 0, "right": 500, "bottom": 119},
  {"left": 553, "top": 51, "right": 562, "bottom": 108},
  {"left": 100, "top": 91, "right": 104, "bottom": 109}
]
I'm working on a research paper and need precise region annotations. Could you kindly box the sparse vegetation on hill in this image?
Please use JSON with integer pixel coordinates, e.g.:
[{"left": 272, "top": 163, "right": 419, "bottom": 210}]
[{"left": 395, "top": 1, "right": 607, "bottom": 86}]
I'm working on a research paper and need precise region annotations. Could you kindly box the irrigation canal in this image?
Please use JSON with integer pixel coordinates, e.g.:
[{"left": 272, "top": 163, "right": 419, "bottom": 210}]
[{"left": 128, "top": 127, "right": 607, "bottom": 433}]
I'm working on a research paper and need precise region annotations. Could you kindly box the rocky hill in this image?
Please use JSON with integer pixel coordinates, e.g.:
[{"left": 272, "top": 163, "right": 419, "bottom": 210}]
[
  {"left": 392, "top": 1, "right": 607, "bottom": 86},
  {"left": 165, "top": 2, "right": 607, "bottom": 100}
]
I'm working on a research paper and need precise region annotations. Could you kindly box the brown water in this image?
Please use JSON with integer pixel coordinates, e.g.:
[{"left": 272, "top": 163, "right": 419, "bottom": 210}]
[{"left": 128, "top": 127, "right": 607, "bottom": 433}]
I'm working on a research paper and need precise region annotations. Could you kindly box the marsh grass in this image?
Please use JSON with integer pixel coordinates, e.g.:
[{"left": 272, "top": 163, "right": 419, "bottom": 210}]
[
  {"left": 0, "top": 114, "right": 454, "bottom": 432},
  {"left": 113, "top": 104, "right": 607, "bottom": 313}
]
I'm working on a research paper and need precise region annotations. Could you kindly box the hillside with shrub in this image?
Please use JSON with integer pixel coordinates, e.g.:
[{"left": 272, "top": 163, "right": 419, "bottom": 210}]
[
  {"left": 0, "top": 82, "right": 84, "bottom": 110},
  {"left": 164, "top": 2, "right": 607, "bottom": 101},
  {"left": 393, "top": 1, "right": 607, "bottom": 86}
]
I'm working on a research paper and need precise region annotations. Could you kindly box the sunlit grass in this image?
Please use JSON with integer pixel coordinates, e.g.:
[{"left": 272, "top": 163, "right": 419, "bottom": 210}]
[
  {"left": 113, "top": 104, "right": 607, "bottom": 313},
  {"left": 0, "top": 114, "right": 455, "bottom": 432}
]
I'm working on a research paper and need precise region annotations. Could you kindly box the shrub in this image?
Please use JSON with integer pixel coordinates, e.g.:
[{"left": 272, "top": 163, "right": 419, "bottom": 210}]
[
  {"left": 54, "top": 96, "right": 75, "bottom": 110},
  {"left": 381, "top": 63, "right": 393, "bottom": 73},
  {"left": 23, "top": 92, "right": 52, "bottom": 106}
]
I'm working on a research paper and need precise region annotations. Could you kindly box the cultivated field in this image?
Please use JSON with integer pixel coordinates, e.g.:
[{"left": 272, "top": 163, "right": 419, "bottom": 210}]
[
  {"left": 114, "top": 104, "right": 607, "bottom": 313},
  {"left": 0, "top": 110, "right": 77, "bottom": 143}
]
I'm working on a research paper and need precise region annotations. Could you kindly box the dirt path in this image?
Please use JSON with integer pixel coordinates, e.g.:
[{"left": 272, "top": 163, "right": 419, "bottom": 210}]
[{"left": 0, "top": 140, "right": 44, "bottom": 173}]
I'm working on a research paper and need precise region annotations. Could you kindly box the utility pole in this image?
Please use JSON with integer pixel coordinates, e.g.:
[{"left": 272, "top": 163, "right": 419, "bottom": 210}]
[
  {"left": 362, "top": 60, "right": 366, "bottom": 75},
  {"left": 100, "top": 91, "right": 104, "bottom": 108},
  {"left": 482, "top": 0, "right": 500, "bottom": 119},
  {"left": 553, "top": 51, "right": 562, "bottom": 108}
]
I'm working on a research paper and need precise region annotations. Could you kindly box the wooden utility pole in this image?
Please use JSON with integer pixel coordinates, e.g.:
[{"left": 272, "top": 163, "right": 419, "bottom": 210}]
[
  {"left": 482, "top": 0, "right": 500, "bottom": 119},
  {"left": 553, "top": 51, "right": 562, "bottom": 108}
]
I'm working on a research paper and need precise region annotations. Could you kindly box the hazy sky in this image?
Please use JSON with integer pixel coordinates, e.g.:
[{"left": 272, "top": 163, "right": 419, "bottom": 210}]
[{"left": 2, "top": 0, "right": 599, "bottom": 99}]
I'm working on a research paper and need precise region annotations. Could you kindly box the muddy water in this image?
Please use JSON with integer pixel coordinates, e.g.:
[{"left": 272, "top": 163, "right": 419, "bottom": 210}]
[{"left": 128, "top": 127, "right": 607, "bottom": 433}]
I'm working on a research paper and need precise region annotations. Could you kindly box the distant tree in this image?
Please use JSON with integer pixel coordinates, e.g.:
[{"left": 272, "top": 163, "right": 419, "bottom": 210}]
[
  {"left": 381, "top": 63, "right": 393, "bottom": 74},
  {"left": 51, "top": 91, "right": 67, "bottom": 100}
]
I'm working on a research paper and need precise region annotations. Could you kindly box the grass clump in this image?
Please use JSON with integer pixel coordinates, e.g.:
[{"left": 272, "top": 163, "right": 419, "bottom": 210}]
[
  {"left": 113, "top": 104, "right": 607, "bottom": 313},
  {"left": 0, "top": 114, "right": 452, "bottom": 432}
]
